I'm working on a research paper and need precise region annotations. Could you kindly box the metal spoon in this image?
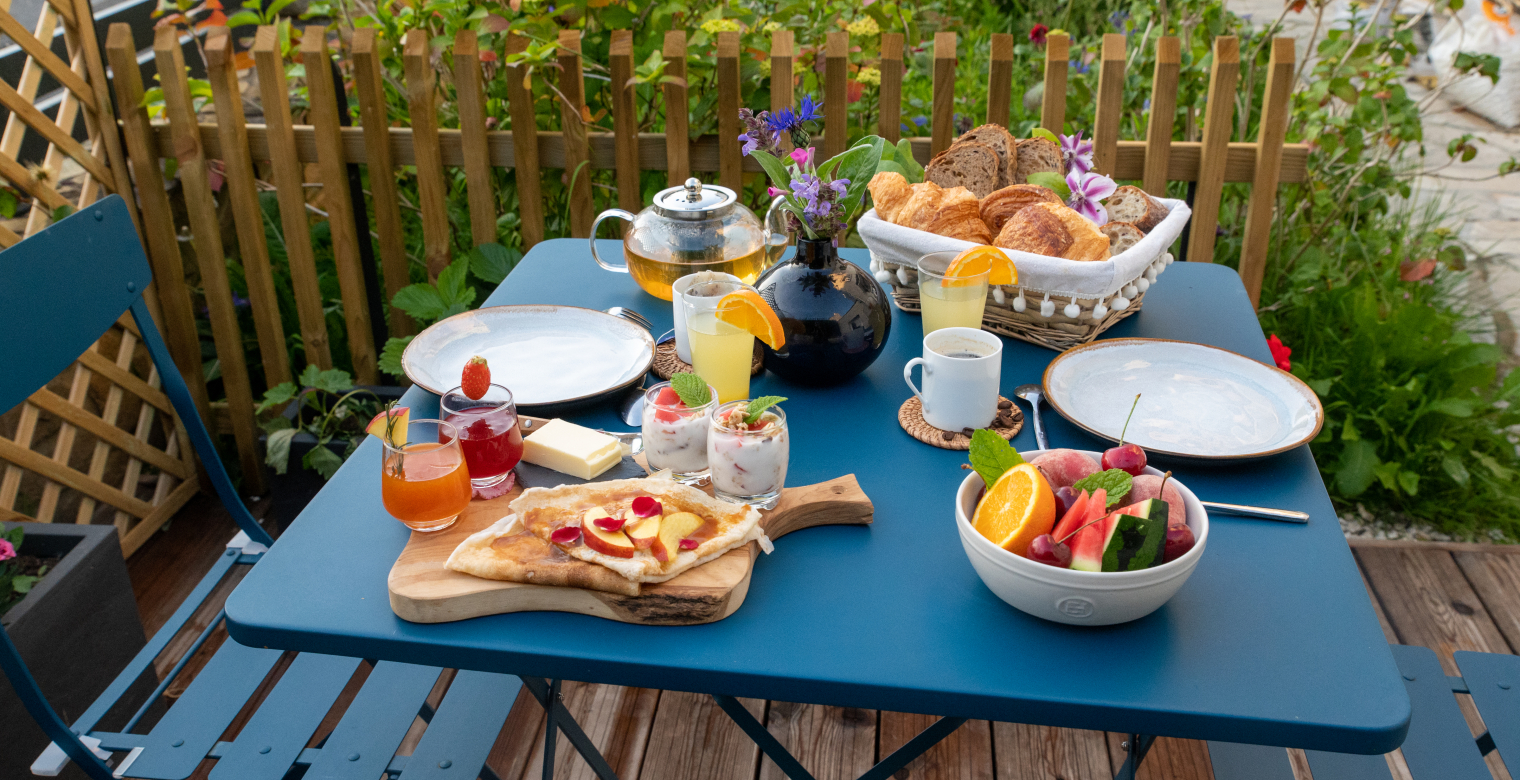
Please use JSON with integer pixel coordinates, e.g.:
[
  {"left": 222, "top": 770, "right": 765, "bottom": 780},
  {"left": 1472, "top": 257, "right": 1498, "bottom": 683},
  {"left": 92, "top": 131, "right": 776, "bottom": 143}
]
[
  {"left": 1013, "top": 384, "right": 1047, "bottom": 450},
  {"left": 1199, "top": 501, "right": 1309, "bottom": 523}
]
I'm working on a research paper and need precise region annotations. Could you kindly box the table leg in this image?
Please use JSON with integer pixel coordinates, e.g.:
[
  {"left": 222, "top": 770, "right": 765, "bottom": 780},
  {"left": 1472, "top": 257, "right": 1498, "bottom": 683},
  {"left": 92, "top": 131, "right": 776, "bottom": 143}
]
[
  {"left": 1114, "top": 733, "right": 1156, "bottom": 780},
  {"left": 711, "top": 694, "right": 966, "bottom": 780},
  {"left": 520, "top": 676, "right": 623, "bottom": 780}
]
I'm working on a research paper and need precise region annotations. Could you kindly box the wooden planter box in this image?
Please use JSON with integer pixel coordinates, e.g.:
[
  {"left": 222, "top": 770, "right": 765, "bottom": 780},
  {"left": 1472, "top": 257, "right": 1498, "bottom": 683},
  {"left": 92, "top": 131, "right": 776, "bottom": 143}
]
[
  {"left": 1, "top": 522, "right": 151, "bottom": 780},
  {"left": 262, "top": 384, "right": 405, "bottom": 530}
]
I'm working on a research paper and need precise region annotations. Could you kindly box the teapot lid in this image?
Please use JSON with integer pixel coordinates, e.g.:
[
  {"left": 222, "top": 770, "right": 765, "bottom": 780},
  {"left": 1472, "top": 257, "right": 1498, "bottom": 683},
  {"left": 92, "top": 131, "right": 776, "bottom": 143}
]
[{"left": 653, "top": 178, "right": 737, "bottom": 220}]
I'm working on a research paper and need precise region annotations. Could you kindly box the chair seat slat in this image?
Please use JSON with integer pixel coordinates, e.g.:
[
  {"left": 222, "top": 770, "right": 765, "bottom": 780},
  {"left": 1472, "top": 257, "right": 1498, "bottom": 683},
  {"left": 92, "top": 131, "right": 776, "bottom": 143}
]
[
  {"left": 207, "top": 653, "right": 364, "bottom": 780},
  {"left": 1454, "top": 651, "right": 1520, "bottom": 764},
  {"left": 1205, "top": 741, "right": 1295, "bottom": 780},
  {"left": 1304, "top": 750, "right": 1394, "bottom": 780},
  {"left": 126, "top": 641, "right": 282, "bottom": 779},
  {"left": 1390, "top": 644, "right": 1491, "bottom": 780},
  {"left": 397, "top": 671, "right": 521, "bottom": 780},
  {"left": 304, "top": 662, "right": 443, "bottom": 780}
]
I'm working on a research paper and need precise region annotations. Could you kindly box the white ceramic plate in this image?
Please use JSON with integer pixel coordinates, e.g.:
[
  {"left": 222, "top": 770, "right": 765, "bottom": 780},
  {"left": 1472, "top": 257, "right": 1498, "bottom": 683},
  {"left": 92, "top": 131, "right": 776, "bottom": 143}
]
[
  {"left": 402, "top": 306, "right": 654, "bottom": 406},
  {"left": 1042, "top": 338, "right": 1324, "bottom": 461}
]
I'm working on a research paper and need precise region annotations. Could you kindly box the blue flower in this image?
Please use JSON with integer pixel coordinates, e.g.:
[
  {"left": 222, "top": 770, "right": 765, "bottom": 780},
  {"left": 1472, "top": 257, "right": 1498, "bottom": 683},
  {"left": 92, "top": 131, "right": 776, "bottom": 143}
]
[
  {"left": 797, "top": 94, "right": 823, "bottom": 123},
  {"left": 1070, "top": 59, "right": 1090, "bottom": 75},
  {"left": 913, "top": 115, "right": 928, "bottom": 127}
]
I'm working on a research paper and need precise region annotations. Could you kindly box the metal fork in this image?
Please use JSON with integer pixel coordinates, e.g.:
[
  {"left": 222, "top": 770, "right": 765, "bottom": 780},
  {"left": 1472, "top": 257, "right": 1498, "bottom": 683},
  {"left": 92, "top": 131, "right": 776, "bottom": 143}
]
[{"left": 605, "top": 306, "right": 654, "bottom": 332}]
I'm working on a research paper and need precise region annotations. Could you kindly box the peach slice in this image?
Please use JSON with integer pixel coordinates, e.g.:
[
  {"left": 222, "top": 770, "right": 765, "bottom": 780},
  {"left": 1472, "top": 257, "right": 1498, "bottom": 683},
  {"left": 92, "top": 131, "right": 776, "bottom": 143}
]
[
  {"left": 581, "top": 507, "right": 636, "bottom": 559},
  {"left": 365, "top": 406, "right": 409, "bottom": 447},
  {"left": 652, "top": 511, "right": 703, "bottom": 562},
  {"left": 625, "top": 510, "right": 661, "bottom": 550}
]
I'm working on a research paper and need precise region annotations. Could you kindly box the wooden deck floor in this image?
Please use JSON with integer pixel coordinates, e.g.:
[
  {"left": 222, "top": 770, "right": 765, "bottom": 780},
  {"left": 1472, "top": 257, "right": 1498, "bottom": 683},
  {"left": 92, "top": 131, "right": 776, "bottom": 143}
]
[{"left": 124, "top": 507, "right": 1520, "bottom": 780}]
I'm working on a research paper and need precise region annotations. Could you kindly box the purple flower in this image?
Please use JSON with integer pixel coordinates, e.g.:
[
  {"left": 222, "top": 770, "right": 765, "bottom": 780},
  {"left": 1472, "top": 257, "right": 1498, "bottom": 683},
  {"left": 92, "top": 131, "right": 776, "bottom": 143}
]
[
  {"left": 829, "top": 179, "right": 849, "bottom": 197},
  {"left": 768, "top": 186, "right": 786, "bottom": 197},
  {"left": 0, "top": 539, "right": 14, "bottom": 562},
  {"left": 1060, "top": 131, "right": 1094, "bottom": 175},
  {"left": 740, "top": 132, "right": 759, "bottom": 156},
  {"left": 1066, "top": 170, "right": 1116, "bottom": 225},
  {"left": 738, "top": 108, "right": 781, "bottom": 157},
  {"left": 790, "top": 173, "right": 822, "bottom": 202}
]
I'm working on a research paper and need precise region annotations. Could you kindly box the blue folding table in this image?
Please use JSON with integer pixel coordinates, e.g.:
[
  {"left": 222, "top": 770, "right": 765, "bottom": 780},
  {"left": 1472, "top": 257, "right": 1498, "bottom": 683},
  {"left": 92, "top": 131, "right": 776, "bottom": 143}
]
[{"left": 225, "top": 240, "right": 1409, "bottom": 780}]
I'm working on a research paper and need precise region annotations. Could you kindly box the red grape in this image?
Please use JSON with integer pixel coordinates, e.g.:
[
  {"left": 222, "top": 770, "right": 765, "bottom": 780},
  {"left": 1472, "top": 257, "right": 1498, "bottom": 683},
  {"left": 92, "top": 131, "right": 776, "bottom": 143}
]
[
  {"left": 1027, "top": 534, "right": 1072, "bottom": 568},
  {"left": 1102, "top": 443, "right": 1147, "bottom": 477},
  {"left": 1163, "top": 523, "right": 1195, "bottom": 563}
]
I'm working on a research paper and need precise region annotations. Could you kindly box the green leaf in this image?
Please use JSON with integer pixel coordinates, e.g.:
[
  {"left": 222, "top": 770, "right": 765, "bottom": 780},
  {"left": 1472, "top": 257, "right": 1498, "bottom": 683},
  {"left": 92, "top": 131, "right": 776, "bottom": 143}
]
[
  {"left": 670, "top": 372, "right": 712, "bottom": 408},
  {"left": 894, "top": 139, "right": 923, "bottom": 181},
  {"left": 744, "top": 396, "right": 787, "bottom": 424},
  {"left": 1443, "top": 455, "right": 1471, "bottom": 486},
  {"left": 750, "top": 150, "right": 793, "bottom": 191},
  {"left": 310, "top": 369, "right": 353, "bottom": 395},
  {"left": 1070, "top": 469, "right": 1133, "bottom": 508},
  {"left": 265, "top": 428, "right": 297, "bottom": 475},
  {"left": 0, "top": 188, "right": 17, "bottom": 219},
  {"left": 257, "top": 381, "right": 300, "bottom": 415},
  {"left": 468, "top": 243, "right": 519, "bottom": 284},
  {"left": 298, "top": 363, "right": 323, "bottom": 389},
  {"left": 12, "top": 575, "right": 37, "bottom": 595},
  {"left": 1030, "top": 127, "right": 1060, "bottom": 146},
  {"left": 968, "top": 430, "right": 1025, "bottom": 487},
  {"left": 224, "top": 9, "right": 261, "bottom": 25},
  {"left": 1474, "top": 452, "right": 1514, "bottom": 481},
  {"left": 304, "top": 445, "right": 344, "bottom": 480},
  {"left": 437, "top": 257, "right": 474, "bottom": 307},
  {"left": 1025, "top": 172, "right": 1070, "bottom": 201},
  {"left": 1428, "top": 398, "right": 1475, "bottom": 417},
  {"left": 51, "top": 204, "right": 75, "bottom": 222},
  {"left": 1397, "top": 470, "right": 1420, "bottom": 496},
  {"left": 379, "top": 336, "right": 412, "bottom": 377},
  {"left": 391, "top": 283, "right": 446, "bottom": 322},
  {"left": 1335, "top": 440, "right": 1379, "bottom": 497},
  {"left": 202, "top": 359, "right": 221, "bottom": 382}
]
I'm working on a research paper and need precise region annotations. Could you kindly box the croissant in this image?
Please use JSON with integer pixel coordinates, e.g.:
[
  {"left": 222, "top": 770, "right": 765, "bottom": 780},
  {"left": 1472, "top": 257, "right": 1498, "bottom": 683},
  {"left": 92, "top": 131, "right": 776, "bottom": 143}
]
[
  {"left": 995, "top": 203, "right": 1074, "bottom": 257},
  {"left": 894, "top": 182, "right": 946, "bottom": 230},
  {"left": 980, "top": 185, "right": 1061, "bottom": 234},
  {"left": 868, "top": 171, "right": 913, "bottom": 223},
  {"left": 1035, "top": 203, "right": 1111, "bottom": 261},
  {"left": 923, "top": 187, "right": 993, "bottom": 244}
]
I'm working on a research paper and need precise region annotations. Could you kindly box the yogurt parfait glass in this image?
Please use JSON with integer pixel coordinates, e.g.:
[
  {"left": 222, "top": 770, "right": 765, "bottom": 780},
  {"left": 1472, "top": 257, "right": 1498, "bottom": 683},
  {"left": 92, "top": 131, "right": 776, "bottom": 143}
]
[
  {"left": 641, "top": 380, "right": 719, "bottom": 483},
  {"left": 708, "top": 400, "right": 789, "bottom": 508}
]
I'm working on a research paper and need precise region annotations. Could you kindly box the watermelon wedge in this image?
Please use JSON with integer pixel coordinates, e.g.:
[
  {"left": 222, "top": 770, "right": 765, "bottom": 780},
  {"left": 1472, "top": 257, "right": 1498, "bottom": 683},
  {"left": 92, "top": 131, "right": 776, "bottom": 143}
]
[
  {"left": 1050, "top": 490, "right": 1091, "bottom": 541},
  {"left": 1070, "top": 499, "right": 1169, "bottom": 572}
]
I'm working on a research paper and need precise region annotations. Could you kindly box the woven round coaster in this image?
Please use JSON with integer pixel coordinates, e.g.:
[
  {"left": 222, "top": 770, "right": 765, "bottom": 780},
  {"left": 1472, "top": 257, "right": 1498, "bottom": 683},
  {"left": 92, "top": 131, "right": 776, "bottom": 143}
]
[
  {"left": 898, "top": 396, "right": 1023, "bottom": 450},
  {"left": 652, "top": 339, "right": 764, "bottom": 381}
]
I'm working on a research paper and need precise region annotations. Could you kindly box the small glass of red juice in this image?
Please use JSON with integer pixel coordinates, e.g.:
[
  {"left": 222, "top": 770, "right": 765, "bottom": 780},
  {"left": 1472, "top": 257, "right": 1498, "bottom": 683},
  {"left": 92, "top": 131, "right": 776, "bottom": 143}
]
[{"left": 439, "top": 383, "right": 523, "bottom": 489}]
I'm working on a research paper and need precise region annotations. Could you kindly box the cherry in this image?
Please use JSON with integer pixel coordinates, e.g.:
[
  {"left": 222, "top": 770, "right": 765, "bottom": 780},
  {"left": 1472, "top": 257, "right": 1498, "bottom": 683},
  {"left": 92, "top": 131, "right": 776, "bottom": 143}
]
[
  {"left": 1102, "top": 393, "right": 1148, "bottom": 477},
  {"left": 1027, "top": 534, "right": 1072, "bottom": 568},
  {"left": 1162, "top": 523, "right": 1195, "bottom": 563},
  {"left": 1053, "top": 486, "right": 1077, "bottom": 518}
]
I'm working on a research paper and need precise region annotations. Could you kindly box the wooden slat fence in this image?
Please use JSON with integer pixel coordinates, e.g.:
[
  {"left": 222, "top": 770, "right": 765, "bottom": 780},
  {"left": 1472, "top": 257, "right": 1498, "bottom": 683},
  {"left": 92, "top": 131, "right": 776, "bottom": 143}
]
[
  {"left": 0, "top": 0, "right": 211, "bottom": 556},
  {"left": 2, "top": 20, "right": 1308, "bottom": 551}
]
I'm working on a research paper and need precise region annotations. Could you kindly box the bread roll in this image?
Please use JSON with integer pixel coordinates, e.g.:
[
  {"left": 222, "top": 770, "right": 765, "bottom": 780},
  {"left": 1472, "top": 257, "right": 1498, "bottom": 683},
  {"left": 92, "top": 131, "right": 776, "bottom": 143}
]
[
  {"left": 956, "top": 124, "right": 1019, "bottom": 188},
  {"left": 925, "top": 141, "right": 1001, "bottom": 198},
  {"left": 922, "top": 187, "right": 993, "bottom": 244},
  {"left": 868, "top": 171, "right": 913, "bottom": 223},
  {"left": 1099, "top": 221, "right": 1144, "bottom": 256},
  {"left": 1032, "top": 203, "right": 1110, "bottom": 261},
  {"left": 1105, "top": 185, "right": 1170, "bottom": 233},
  {"left": 980, "top": 184, "right": 1061, "bottom": 234},
  {"left": 995, "top": 203, "right": 1074, "bottom": 257},
  {"left": 1014, "top": 138, "right": 1061, "bottom": 184}
]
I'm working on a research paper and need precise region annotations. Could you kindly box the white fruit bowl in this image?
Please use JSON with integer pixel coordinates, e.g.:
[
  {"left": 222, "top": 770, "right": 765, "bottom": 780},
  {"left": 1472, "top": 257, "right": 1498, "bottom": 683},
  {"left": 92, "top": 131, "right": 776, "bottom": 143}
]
[{"left": 955, "top": 449, "right": 1209, "bottom": 626}]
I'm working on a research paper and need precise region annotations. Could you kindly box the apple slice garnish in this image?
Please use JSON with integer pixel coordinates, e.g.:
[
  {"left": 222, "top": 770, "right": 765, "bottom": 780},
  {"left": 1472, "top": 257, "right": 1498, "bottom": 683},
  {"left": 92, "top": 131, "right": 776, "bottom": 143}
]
[
  {"left": 652, "top": 512, "right": 703, "bottom": 562},
  {"left": 580, "top": 506, "right": 635, "bottom": 559},
  {"left": 626, "top": 511, "right": 661, "bottom": 550}
]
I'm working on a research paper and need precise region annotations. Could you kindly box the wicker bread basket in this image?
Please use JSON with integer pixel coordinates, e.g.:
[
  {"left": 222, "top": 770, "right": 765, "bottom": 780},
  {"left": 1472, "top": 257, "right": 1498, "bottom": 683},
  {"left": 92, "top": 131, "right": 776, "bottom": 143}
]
[{"left": 858, "top": 197, "right": 1191, "bottom": 351}]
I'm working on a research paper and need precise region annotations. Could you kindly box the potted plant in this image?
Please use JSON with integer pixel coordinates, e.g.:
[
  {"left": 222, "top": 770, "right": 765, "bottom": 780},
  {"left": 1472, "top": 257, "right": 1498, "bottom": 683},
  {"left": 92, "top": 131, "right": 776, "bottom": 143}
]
[
  {"left": 258, "top": 365, "right": 404, "bottom": 527},
  {"left": 1, "top": 523, "right": 152, "bottom": 780}
]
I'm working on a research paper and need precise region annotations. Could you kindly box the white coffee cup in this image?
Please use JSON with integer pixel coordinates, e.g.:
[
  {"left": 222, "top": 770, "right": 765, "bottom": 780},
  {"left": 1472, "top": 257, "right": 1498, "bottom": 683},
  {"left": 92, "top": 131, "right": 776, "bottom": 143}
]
[
  {"left": 672, "top": 271, "right": 742, "bottom": 364},
  {"left": 903, "top": 327, "right": 1002, "bottom": 433}
]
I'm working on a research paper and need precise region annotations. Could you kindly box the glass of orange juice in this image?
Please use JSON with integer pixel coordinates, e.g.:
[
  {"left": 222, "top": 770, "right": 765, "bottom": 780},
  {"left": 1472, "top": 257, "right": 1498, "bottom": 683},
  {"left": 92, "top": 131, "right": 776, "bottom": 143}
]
[{"left": 381, "top": 419, "right": 472, "bottom": 532}]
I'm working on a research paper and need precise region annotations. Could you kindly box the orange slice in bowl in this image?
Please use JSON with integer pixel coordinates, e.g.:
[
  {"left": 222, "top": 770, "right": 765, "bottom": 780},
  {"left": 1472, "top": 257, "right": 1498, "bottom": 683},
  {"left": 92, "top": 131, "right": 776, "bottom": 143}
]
[
  {"left": 972, "top": 463, "right": 1056, "bottom": 556},
  {"left": 714, "top": 289, "right": 786, "bottom": 349},
  {"left": 944, "top": 245, "right": 1018, "bottom": 286}
]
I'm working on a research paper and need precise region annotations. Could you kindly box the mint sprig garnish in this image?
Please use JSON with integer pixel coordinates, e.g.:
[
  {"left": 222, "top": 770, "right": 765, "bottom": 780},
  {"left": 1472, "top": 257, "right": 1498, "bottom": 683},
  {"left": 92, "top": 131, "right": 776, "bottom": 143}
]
[
  {"left": 670, "top": 372, "right": 712, "bottom": 408},
  {"left": 1071, "top": 468, "right": 1133, "bottom": 508},
  {"left": 745, "top": 396, "right": 786, "bottom": 424},
  {"left": 968, "top": 429, "right": 1024, "bottom": 487}
]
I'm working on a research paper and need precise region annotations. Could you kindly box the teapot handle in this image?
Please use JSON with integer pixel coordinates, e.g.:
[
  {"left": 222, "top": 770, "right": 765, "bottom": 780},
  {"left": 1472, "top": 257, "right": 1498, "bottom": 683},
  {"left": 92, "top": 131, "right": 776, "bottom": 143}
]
[
  {"left": 590, "top": 209, "right": 636, "bottom": 273},
  {"left": 762, "top": 195, "right": 787, "bottom": 261}
]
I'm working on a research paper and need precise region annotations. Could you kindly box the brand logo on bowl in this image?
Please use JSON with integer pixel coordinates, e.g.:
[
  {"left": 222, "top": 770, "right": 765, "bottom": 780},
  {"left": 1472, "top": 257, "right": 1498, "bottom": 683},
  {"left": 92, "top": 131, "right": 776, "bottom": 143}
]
[{"left": 1056, "top": 596, "right": 1095, "bottom": 619}]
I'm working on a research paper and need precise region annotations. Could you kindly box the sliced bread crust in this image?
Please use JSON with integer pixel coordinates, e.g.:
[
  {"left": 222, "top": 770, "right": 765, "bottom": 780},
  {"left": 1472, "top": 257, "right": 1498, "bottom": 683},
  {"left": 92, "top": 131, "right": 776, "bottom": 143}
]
[
  {"left": 1105, "top": 185, "right": 1170, "bottom": 233},
  {"left": 925, "top": 141, "right": 1001, "bottom": 198},
  {"left": 1099, "top": 221, "right": 1145, "bottom": 256},
  {"left": 1013, "top": 137, "right": 1062, "bottom": 184},
  {"left": 956, "top": 124, "right": 1019, "bottom": 187}
]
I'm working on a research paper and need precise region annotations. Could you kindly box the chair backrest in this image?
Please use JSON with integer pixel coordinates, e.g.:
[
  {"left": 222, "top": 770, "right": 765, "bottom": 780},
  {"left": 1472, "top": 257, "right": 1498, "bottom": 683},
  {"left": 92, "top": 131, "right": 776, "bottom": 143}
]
[{"left": 0, "top": 196, "right": 273, "bottom": 779}]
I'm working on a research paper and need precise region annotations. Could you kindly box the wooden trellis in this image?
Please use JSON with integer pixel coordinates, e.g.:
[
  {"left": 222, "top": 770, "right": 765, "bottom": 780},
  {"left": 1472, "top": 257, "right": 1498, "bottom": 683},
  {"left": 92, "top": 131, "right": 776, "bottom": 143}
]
[{"left": 0, "top": 0, "right": 214, "bottom": 554}]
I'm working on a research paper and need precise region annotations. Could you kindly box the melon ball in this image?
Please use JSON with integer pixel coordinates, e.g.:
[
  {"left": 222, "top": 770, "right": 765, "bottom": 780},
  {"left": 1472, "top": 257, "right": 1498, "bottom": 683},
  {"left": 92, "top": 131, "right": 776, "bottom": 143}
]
[
  {"left": 1128, "top": 475, "right": 1186, "bottom": 527},
  {"left": 1029, "top": 449, "right": 1101, "bottom": 489}
]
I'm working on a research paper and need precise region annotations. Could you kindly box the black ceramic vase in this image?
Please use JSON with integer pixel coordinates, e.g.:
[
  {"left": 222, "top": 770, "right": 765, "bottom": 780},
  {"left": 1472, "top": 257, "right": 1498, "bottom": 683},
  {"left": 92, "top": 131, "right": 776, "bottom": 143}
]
[{"left": 753, "top": 237, "right": 892, "bottom": 385}]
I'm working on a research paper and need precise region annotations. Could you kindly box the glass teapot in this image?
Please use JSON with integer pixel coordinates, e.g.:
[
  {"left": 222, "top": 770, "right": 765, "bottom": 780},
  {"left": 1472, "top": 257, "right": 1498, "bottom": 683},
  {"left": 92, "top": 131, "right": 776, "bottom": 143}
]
[{"left": 590, "top": 178, "right": 785, "bottom": 301}]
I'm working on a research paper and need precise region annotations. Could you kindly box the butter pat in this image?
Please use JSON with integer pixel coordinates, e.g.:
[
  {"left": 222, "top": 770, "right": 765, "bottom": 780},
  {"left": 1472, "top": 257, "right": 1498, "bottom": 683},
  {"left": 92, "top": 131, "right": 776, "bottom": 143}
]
[{"left": 521, "top": 419, "right": 622, "bottom": 480}]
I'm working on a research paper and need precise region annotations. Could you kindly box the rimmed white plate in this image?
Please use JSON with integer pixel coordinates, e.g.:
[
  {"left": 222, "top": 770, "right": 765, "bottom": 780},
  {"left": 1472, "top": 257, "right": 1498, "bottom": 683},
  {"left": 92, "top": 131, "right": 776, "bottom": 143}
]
[
  {"left": 402, "top": 306, "right": 654, "bottom": 407},
  {"left": 1042, "top": 338, "right": 1324, "bottom": 461}
]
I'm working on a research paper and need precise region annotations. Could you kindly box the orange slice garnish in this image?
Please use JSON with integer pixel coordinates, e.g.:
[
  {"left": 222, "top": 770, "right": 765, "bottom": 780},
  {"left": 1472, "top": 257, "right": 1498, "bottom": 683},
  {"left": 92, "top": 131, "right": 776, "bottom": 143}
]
[
  {"left": 943, "top": 245, "right": 1018, "bottom": 287},
  {"left": 714, "top": 289, "right": 786, "bottom": 349},
  {"left": 972, "top": 463, "right": 1057, "bottom": 557}
]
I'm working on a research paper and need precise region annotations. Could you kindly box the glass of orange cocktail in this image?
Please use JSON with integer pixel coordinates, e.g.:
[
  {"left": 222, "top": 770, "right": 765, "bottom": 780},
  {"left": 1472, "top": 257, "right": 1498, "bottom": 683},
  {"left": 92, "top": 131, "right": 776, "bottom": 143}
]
[{"left": 381, "top": 419, "right": 472, "bottom": 532}]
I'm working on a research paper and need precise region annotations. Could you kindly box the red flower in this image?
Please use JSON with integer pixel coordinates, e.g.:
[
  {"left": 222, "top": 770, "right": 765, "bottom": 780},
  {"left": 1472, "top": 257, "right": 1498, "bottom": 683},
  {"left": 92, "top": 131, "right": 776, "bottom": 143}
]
[
  {"left": 1029, "top": 24, "right": 1049, "bottom": 44},
  {"left": 1267, "top": 334, "right": 1292, "bottom": 372},
  {"left": 847, "top": 80, "right": 864, "bottom": 103}
]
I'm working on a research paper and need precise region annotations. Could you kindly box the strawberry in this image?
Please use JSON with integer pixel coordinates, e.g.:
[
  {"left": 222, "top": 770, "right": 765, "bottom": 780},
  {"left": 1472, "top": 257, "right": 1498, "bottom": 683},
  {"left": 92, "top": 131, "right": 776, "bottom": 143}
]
[{"left": 461, "top": 356, "right": 490, "bottom": 400}]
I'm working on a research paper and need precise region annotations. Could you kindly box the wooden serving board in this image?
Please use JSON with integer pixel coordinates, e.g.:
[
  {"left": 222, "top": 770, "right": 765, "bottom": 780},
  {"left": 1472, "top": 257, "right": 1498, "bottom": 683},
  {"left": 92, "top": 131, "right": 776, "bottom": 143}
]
[{"left": 387, "top": 474, "right": 873, "bottom": 625}]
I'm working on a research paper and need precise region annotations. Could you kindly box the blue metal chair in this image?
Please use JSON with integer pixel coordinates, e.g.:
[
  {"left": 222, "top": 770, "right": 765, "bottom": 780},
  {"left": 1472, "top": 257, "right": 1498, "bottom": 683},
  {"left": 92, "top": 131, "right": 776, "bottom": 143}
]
[
  {"left": 0, "top": 196, "right": 525, "bottom": 779},
  {"left": 1208, "top": 643, "right": 1517, "bottom": 779}
]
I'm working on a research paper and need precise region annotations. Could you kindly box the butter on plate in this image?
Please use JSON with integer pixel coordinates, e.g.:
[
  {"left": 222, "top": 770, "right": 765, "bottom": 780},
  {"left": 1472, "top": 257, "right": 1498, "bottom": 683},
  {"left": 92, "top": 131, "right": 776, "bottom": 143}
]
[{"left": 521, "top": 419, "right": 621, "bottom": 480}]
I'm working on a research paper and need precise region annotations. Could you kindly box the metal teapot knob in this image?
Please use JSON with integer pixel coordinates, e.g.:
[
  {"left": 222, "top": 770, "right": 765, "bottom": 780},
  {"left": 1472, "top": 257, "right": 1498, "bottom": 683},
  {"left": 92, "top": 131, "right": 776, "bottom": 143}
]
[{"left": 684, "top": 177, "right": 703, "bottom": 201}]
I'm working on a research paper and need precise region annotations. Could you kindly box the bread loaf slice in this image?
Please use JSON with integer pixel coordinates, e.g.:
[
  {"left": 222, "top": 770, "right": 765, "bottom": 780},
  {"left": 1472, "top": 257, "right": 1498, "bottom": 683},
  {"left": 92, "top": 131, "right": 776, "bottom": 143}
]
[
  {"left": 925, "top": 141, "right": 1001, "bottom": 198},
  {"left": 995, "top": 203, "right": 1074, "bottom": 257},
  {"left": 922, "top": 186, "right": 993, "bottom": 244},
  {"left": 868, "top": 171, "right": 913, "bottom": 223},
  {"left": 1105, "top": 185, "right": 1169, "bottom": 233},
  {"left": 1013, "top": 138, "right": 1061, "bottom": 184},
  {"left": 1031, "top": 203, "right": 1110, "bottom": 261},
  {"left": 956, "top": 125, "right": 1019, "bottom": 188},
  {"left": 1099, "top": 221, "right": 1144, "bottom": 256},
  {"left": 980, "top": 184, "right": 1061, "bottom": 234}
]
